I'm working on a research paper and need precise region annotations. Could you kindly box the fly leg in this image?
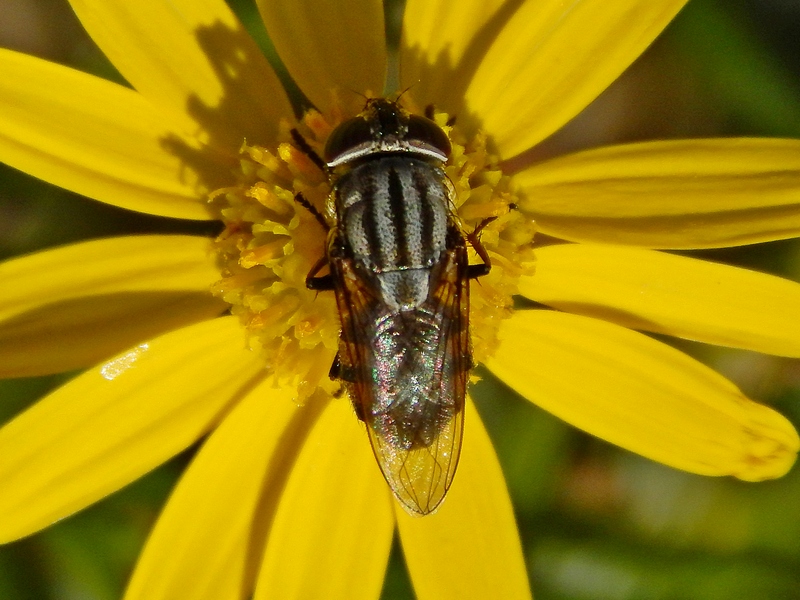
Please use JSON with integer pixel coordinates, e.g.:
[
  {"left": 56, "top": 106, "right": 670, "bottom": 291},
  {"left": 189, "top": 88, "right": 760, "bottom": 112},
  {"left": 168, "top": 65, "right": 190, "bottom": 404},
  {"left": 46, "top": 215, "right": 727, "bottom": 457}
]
[
  {"left": 294, "top": 190, "right": 335, "bottom": 293},
  {"left": 303, "top": 252, "right": 334, "bottom": 292},
  {"left": 466, "top": 216, "right": 497, "bottom": 279},
  {"left": 292, "top": 127, "right": 360, "bottom": 414},
  {"left": 327, "top": 354, "right": 363, "bottom": 419},
  {"left": 293, "top": 191, "right": 334, "bottom": 292},
  {"left": 291, "top": 125, "right": 331, "bottom": 237},
  {"left": 328, "top": 354, "right": 363, "bottom": 419},
  {"left": 290, "top": 128, "right": 329, "bottom": 176},
  {"left": 328, "top": 352, "right": 358, "bottom": 382},
  {"left": 424, "top": 104, "right": 457, "bottom": 127},
  {"left": 294, "top": 191, "right": 329, "bottom": 233}
]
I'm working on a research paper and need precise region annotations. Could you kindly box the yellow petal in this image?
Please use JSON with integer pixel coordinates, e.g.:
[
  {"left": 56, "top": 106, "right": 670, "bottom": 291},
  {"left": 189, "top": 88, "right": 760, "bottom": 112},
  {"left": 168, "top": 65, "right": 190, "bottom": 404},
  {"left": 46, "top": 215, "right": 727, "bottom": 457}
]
[
  {"left": 257, "top": 0, "right": 386, "bottom": 112},
  {"left": 514, "top": 138, "right": 800, "bottom": 248},
  {"left": 0, "top": 236, "right": 219, "bottom": 318},
  {"left": 400, "top": 0, "right": 507, "bottom": 113},
  {"left": 486, "top": 310, "right": 799, "bottom": 481},
  {"left": 397, "top": 399, "right": 531, "bottom": 600},
  {"left": 0, "top": 317, "right": 263, "bottom": 543},
  {"left": 69, "top": 0, "right": 292, "bottom": 148},
  {"left": 124, "top": 379, "right": 301, "bottom": 600},
  {"left": 0, "top": 49, "right": 214, "bottom": 219},
  {"left": 0, "top": 235, "right": 226, "bottom": 376},
  {"left": 524, "top": 244, "right": 800, "bottom": 357},
  {"left": 255, "top": 397, "right": 394, "bottom": 600},
  {"left": 0, "top": 293, "right": 227, "bottom": 378},
  {"left": 465, "top": 0, "right": 688, "bottom": 158}
]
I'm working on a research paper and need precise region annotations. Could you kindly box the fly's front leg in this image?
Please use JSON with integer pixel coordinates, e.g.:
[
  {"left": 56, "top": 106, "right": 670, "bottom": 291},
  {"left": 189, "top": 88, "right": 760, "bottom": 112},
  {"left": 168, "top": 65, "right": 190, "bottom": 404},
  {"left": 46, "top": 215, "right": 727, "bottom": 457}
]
[
  {"left": 290, "top": 128, "right": 329, "bottom": 176},
  {"left": 466, "top": 216, "right": 497, "bottom": 280},
  {"left": 424, "top": 104, "right": 457, "bottom": 127}
]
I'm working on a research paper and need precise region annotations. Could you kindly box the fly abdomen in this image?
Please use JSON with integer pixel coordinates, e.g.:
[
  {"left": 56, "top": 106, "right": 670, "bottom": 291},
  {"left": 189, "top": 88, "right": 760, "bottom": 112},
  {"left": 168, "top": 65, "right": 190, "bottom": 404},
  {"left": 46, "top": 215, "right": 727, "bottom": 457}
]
[{"left": 336, "top": 156, "right": 449, "bottom": 277}]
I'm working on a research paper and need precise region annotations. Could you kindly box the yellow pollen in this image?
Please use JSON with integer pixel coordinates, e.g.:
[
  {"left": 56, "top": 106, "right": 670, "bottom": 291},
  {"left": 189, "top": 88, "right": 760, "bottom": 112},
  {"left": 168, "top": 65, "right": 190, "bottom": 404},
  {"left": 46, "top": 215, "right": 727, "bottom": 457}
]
[{"left": 209, "top": 97, "right": 535, "bottom": 402}]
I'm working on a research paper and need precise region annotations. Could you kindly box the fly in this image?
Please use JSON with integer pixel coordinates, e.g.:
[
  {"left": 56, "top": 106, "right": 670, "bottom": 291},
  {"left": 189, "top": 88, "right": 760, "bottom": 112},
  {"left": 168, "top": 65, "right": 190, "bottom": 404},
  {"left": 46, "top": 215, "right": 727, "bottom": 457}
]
[{"left": 294, "top": 98, "right": 493, "bottom": 515}]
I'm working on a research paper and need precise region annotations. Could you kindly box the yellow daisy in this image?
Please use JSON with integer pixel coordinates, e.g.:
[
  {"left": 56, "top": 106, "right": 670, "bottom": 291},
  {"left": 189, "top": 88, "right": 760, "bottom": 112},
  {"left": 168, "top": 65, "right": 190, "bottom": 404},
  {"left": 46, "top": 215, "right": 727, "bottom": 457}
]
[{"left": 0, "top": 0, "right": 799, "bottom": 598}]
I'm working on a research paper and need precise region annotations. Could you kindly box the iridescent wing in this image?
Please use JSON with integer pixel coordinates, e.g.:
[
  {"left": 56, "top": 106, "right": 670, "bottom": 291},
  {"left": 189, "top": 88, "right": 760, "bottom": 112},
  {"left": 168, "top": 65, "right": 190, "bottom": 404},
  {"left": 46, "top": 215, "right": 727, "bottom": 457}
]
[{"left": 330, "top": 232, "right": 470, "bottom": 515}]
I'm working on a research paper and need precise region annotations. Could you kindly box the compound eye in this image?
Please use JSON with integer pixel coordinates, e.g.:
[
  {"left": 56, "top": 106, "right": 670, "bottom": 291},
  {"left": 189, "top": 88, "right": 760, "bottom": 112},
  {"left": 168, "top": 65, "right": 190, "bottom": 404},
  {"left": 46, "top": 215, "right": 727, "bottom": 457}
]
[
  {"left": 324, "top": 117, "right": 373, "bottom": 167},
  {"left": 406, "top": 114, "right": 451, "bottom": 161}
]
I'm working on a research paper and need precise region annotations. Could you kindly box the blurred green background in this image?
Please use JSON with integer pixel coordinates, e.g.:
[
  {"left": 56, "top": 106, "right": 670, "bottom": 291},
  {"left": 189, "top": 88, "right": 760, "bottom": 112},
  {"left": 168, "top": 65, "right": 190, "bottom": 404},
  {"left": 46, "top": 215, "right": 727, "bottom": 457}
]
[{"left": 1, "top": 0, "right": 800, "bottom": 598}]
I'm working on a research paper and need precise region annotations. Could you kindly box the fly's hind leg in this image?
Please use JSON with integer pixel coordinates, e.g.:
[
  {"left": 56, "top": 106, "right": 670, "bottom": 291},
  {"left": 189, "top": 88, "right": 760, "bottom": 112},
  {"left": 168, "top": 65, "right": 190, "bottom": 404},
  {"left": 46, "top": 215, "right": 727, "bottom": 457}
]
[
  {"left": 466, "top": 216, "right": 497, "bottom": 279},
  {"left": 327, "top": 353, "right": 363, "bottom": 420},
  {"left": 328, "top": 352, "right": 357, "bottom": 383}
]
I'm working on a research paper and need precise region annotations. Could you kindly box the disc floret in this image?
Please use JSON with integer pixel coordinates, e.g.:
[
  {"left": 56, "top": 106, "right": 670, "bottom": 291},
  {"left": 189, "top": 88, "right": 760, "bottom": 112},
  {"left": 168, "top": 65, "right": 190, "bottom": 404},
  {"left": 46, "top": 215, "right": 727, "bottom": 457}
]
[{"left": 209, "top": 99, "right": 536, "bottom": 400}]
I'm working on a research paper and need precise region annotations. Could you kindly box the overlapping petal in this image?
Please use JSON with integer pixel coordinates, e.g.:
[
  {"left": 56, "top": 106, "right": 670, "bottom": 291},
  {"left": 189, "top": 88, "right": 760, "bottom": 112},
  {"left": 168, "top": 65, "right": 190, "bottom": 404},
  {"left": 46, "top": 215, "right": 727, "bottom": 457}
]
[
  {"left": 397, "top": 399, "right": 531, "bottom": 600},
  {"left": 69, "top": 0, "right": 291, "bottom": 148},
  {"left": 124, "top": 380, "right": 302, "bottom": 600},
  {"left": 0, "top": 49, "right": 214, "bottom": 219},
  {"left": 257, "top": 0, "right": 386, "bottom": 113},
  {"left": 462, "top": 0, "right": 688, "bottom": 158},
  {"left": 514, "top": 138, "right": 800, "bottom": 247},
  {"left": 0, "top": 235, "right": 220, "bottom": 316},
  {"left": 486, "top": 310, "right": 799, "bottom": 481},
  {"left": 0, "top": 236, "right": 226, "bottom": 376},
  {"left": 254, "top": 396, "right": 394, "bottom": 600},
  {"left": 524, "top": 244, "right": 800, "bottom": 357},
  {"left": 0, "top": 317, "right": 263, "bottom": 543}
]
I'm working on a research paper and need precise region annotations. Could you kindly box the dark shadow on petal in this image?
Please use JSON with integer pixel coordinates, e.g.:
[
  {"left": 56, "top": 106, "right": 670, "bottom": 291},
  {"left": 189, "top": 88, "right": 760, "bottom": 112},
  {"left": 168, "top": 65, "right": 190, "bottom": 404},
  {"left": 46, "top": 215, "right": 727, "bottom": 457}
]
[
  {"left": 400, "top": 0, "right": 526, "bottom": 145},
  {"left": 242, "top": 392, "right": 330, "bottom": 596},
  {"left": 0, "top": 292, "right": 228, "bottom": 378},
  {"left": 158, "top": 20, "right": 296, "bottom": 215}
]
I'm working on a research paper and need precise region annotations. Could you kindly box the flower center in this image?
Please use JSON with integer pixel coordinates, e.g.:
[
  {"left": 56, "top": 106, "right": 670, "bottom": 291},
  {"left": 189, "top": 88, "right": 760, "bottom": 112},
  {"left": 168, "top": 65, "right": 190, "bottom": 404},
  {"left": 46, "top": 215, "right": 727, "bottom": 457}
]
[{"left": 209, "top": 98, "right": 536, "bottom": 402}]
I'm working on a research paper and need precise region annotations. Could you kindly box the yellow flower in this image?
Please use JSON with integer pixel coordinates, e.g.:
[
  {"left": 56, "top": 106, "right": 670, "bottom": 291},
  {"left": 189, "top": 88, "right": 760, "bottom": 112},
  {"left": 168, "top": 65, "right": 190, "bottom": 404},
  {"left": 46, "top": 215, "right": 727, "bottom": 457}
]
[{"left": 0, "top": 1, "right": 799, "bottom": 599}]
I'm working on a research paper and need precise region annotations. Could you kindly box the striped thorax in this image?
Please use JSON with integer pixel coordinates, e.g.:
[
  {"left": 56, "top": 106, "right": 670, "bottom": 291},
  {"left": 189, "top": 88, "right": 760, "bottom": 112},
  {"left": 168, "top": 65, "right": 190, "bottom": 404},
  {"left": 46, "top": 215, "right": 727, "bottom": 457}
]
[{"left": 325, "top": 99, "right": 453, "bottom": 300}]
